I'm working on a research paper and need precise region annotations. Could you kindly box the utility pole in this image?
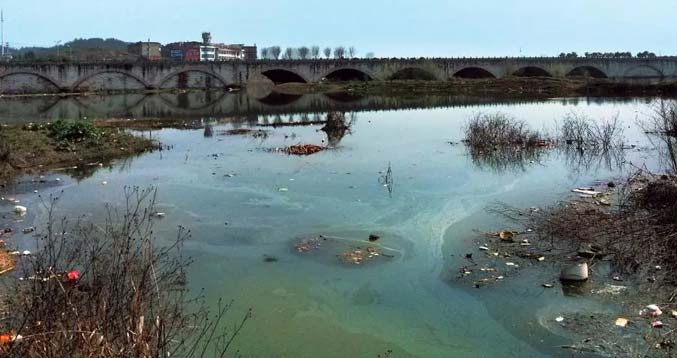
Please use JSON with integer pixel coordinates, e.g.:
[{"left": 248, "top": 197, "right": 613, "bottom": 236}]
[{"left": 1, "top": 9, "right": 5, "bottom": 57}]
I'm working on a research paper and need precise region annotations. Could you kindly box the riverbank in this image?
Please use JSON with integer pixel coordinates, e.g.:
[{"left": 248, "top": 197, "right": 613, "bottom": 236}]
[
  {"left": 274, "top": 78, "right": 677, "bottom": 98},
  {"left": 0, "top": 120, "right": 158, "bottom": 186}
]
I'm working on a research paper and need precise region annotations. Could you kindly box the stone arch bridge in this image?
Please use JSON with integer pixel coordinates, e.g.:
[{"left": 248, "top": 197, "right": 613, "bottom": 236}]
[{"left": 1, "top": 57, "right": 676, "bottom": 94}]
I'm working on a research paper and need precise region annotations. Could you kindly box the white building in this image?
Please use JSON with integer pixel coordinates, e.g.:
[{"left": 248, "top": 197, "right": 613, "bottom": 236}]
[
  {"left": 199, "top": 46, "right": 216, "bottom": 61},
  {"left": 216, "top": 45, "right": 245, "bottom": 61}
]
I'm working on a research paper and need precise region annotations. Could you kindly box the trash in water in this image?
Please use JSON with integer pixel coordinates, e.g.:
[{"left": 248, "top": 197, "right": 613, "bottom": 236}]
[
  {"left": 560, "top": 262, "right": 589, "bottom": 282},
  {"left": 505, "top": 262, "right": 518, "bottom": 267},
  {"left": 537, "top": 256, "right": 545, "bottom": 262},
  {"left": 338, "top": 247, "right": 382, "bottom": 265},
  {"left": 650, "top": 321, "right": 663, "bottom": 328},
  {"left": 671, "top": 310, "right": 677, "bottom": 318},
  {"left": 13, "top": 206, "right": 27, "bottom": 216},
  {"left": 593, "top": 285, "right": 627, "bottom": 295},
  {"left": 572, "top": 188, "right": 604, "bottom": 197},
  {"left": 640, "top": 304, "right": 662, "bottom": 317},
  {"left": 294, "top": 237, "right": 323, "bottom": 253},
  {"left": 101, "top": 181, "right": 108, "bottom": 186},
  {"left": 368, "top": 234, "right": 380, "bottom": 242},
  {"left": 498, "top": 230, "right": 517, "bottom": 242},
  {"left": 542, "top": 283, "right": 554, "bottom": 288},
  {"left": 555, "top": 316, "right": 565, "bottom": 323},
  {"left": 66, "top": 269, "right": 79, "bottom": 283},
  {"left": 22, "top": 227, "right": 34, "bottom": 234},
  {"left": 615, "top": 318, "right": 629, "bottom": 327},
  {"left": 0, "top": 251, "right": 16, "bottom": 275},
  {"left": 150, "top": 212, "right": 166, "bottom": 218},
  {"left": 278, "top": 187, "right": 289, "bottom": 192},
  {"left": 479, "top": 246, "right": 490, "bottom": 251}
]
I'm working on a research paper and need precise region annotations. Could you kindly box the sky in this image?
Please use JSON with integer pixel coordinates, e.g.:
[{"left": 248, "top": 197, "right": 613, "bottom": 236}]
[{"left": 2, "top": 0, "right": 676, "bottom": 57}]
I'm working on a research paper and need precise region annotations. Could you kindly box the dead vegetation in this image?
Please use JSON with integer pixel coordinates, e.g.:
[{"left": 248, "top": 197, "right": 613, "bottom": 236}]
[
  {"left": 464, "top": 113, "right": 545, "bottom": 148},
  {"left": 463, "top": 111, "right": 627, "bottom": 173},
  {"left": 463, "top": 113, "right": 550, "bottom": 172},
  {"left": 0, "top": 187, "right": 249, "bottom": 357},
  {"left": 275, "top": 144, "right": 326, "bottom": 156}
]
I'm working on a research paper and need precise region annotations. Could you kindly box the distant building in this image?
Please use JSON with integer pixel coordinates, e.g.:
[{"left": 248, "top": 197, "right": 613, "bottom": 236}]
[
  {"left": 161, "top": 34, "right": 256, "bottom": 62},
  {"left": 243, "top": 45, "right": 257, "bottom": 60},
  {"left": 128, "top": 41, "right": 161, "bottom": 61},
  {"left": 200, "top": 45, "right": 217, "bottom": 61},
  {"left": 162, "top": 41, "right": 202, "bottom": 61}
]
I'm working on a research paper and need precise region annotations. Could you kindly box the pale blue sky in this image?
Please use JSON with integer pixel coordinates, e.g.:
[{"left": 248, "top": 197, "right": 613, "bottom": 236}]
[{"left": 2, "top": 0, "right": 675, "bottom": 57}]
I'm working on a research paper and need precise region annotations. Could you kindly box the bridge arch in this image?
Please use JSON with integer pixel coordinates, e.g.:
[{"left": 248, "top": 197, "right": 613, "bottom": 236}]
[
  {"left": 566, "top": 66, "right": 608, "bottom": 79},
  {"left": 453, "top": 67, "right": 497, "bottom": 79},
  {"left": 261, "top": 69, "right": 308, "bottom": 84},
  {"left": 0, "top": 71, "right": 62, "bottom": 92},
  {"left": 512, "top": 66, "right": 552, "bottom": 77},
  {"left": 623, "top": 65, "right": 664, "bottom": 79},
  {"left": 71, "top": 70, "right": 152, "bottom": 91},
  {"left": 388, "top": 67, "right": 439, "bottom": 81},
  {"left": 323, "top": 68, "right": 373, "bottom": 82},
  {"left": 158, "top": 69, "right": 229, "bottom": 89}
]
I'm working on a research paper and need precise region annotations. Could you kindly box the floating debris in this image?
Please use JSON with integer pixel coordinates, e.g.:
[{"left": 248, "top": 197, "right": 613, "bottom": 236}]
[
  {"left": 556, "top": 316, "right": 565, "bottom": 323},
  {"left": 0, "top": 250, "right": 16, "bottom": 275},
  {"left": 368, "top": 234, "right": 380, "bottom": 242},
  {"left": 338, "top": 246, "right": 382, "bottom": 265},
  {"left": 13, "top": 206, "right": 27, "bottom": 216},
  {"left": 640, "top": 304, "right": 662, "bottom": 317},
  {"left": 277, "top": 144, "right": 326, "bottom": 156},
  {"left": 294, "top": 237, "right": 323, "bottom": 253},
  {"left": 615, "top": 317, "right": 629, "bottom": 327},
  {"left": 497, "top": 230, "right": 517, "bottom": 242}
]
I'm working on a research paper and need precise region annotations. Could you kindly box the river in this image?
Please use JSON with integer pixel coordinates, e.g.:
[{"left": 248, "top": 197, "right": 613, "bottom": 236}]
[{"left": 0, "top": 91, "right": 667, "bottom": 357}]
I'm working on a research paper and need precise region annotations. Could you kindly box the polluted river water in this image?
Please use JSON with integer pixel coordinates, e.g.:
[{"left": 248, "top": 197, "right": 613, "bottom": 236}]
[{"left": 0, "top": 93, "right": 668, "bottom": 357}]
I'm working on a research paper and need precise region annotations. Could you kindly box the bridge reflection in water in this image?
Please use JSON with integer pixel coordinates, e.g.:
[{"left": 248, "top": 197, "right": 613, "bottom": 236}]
[{"left": 0, "top": 89, "right": 643, "bottom": 125}]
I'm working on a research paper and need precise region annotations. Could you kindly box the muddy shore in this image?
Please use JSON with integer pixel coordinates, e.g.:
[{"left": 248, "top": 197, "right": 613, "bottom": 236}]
[
  {"left": 273, "top": 78, "right": 677, "bottom": 98},
  {"left": 0, "top": 121, "right": 158, "bottom": 186}
]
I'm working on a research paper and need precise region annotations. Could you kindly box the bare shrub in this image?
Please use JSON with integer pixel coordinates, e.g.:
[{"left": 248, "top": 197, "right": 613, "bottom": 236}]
[
  {"left": 641, "top": 101, "right": 677, "bottom": 172},
  {"left": 1, "top": 187, "right": 249, "bottom": 357},
  {"left": 464, "top": 113, "right": 547, "bottom": 172},
  {"left": 557, "top": 113, "right": 626, "bottom": 172},
  {"left": 558, "top": 112, "right": 624, "bottom": 150},
  {"left": 465, "top": 113, "right": 543, "bottom": 148}
]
